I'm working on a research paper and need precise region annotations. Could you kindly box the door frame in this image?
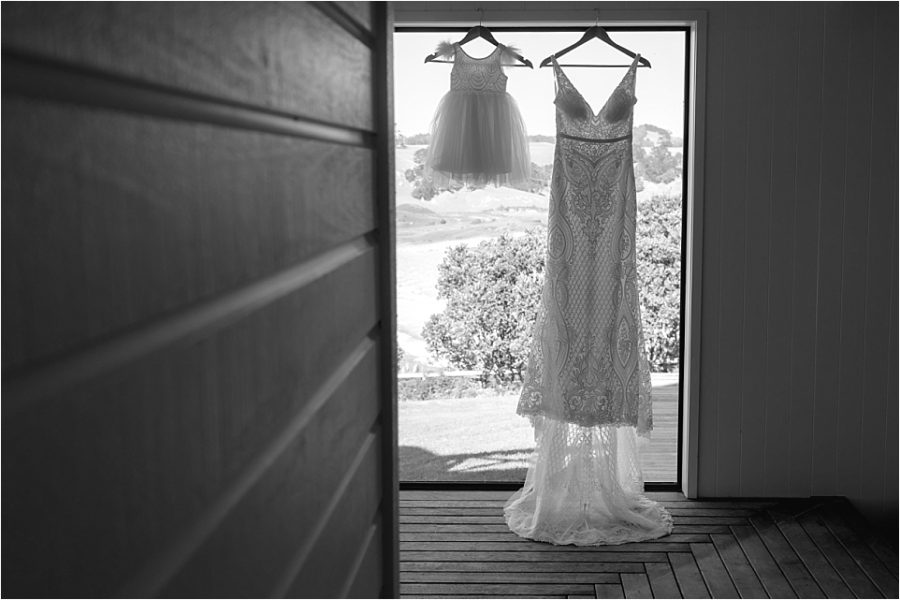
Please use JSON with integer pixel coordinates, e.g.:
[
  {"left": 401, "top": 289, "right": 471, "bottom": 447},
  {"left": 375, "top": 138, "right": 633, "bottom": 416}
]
[{"left": 390, "top": 4, "right": 708, "bottom": 499}]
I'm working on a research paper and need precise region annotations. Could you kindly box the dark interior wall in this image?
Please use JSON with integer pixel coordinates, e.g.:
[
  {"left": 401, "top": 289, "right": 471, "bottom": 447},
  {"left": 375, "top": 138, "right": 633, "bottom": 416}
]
[
  {"left": 697, "top": 1, "right": 897, "bottom": 528},
  {"left": 2, "top": 2, "right": 397, "bottom": 597},
  {"left": 394, "top": 1, "right": 899, "bottom": 527}
]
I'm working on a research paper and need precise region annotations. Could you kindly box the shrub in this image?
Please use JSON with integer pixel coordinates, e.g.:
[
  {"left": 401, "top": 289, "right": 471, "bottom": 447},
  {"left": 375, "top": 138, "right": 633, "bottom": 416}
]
[
  {"left": 423, "top": 196, "right": 683, "bottom": 374},
  {"left": 422, "top": 230, "right": 546, "bottom": 384},
  {"left": 398, "top": 376, "right": 486, "bottom": 401}
]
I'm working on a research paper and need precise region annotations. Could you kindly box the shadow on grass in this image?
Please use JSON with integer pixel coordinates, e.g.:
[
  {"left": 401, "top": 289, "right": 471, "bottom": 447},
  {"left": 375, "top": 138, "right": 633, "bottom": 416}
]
[{"left": 400, "top": 445, "right": 532, "bottom": 482}]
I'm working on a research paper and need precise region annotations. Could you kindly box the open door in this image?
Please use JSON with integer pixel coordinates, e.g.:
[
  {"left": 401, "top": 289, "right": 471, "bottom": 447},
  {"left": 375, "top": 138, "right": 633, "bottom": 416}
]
[{"left": 2, "top": 3, "right": 398, "bottom": 597}]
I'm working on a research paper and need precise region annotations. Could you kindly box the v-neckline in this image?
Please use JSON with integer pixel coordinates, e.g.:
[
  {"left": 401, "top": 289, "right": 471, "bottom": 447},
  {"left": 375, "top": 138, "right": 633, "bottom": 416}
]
[{"left": 552, "top": 54, "right": 640, "bottom": 120}]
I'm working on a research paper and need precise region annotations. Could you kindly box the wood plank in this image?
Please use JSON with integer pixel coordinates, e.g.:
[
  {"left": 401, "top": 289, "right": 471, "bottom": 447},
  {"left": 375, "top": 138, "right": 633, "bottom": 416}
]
[
  {"left": 668, "top": 553, "right": 711, "bottom": 598},
  {"left": 820, "top": 502, "right": 899, "bottom": 588},
  {"left": 713, "top": 1, "right": 753, "bottom": 497},
  {"left": 401, "top": 551, "right": 670, "bottom": 563},
  {"left": 667, "top": 508, "right": 757, "bottom": 518},
  {"left": 696, "top": 0, "right": 726, "bottom": 499},
  {"left": 400, "top": 562, "right": 644, "bottom": 574},
  {"left": 346, "top": 519, "right": 383, "bottom": 599},
  {"left": 594, "top": 583, "right": 625, "bottom": 599},
  {"left": 620, "top": 573, "right": 653, "bottom": 599},
  {"left": 645, "top": 563, "right": 682, "bottom": 599},
  {"left": 859, "top": 0, "right": 900, "bottom": 533},
  {"left": 400, "top": 583, "right": 597, "bottom": 596},
  {"left": 400, "top": 491, "right": 520, "bottom": 501},
  {"left": 158, "top": 354, "right": 382, "bottom": 597},
  {"left": 400, "top": 506, "right": 756, "bottom": 518},
  {"left": 750, "top": 516, "right": 823, "bottom": 598},
  {"left": 2, "top": 99, "right": 375, "bottom": 370},
  {"left": 399, "top": 491, "right": 688, "bottom": 502},
  {"left": 3, "top": 253, "right": 379, "bottom": 596},
  {"left": 798, "top": 514, "right": 882, "bottom": 598},
  {"left": 774, "top": 519, "right": 852, "bottom": 598},
  {"left": 401, "top": 516, "right": 510, "bottom": 524},
  {"left": 400, "top": 515, "right": 751, "bottom": 525},
  {"left": 399, "top": 533, "right": 710, "bottom": 544},
  {"left": 279, "top": 434, "right": 383, "bottom": 598},
  {"left": 709, "top": 534, "right": 767, "bottom": 598},
  {"left": 731, "top": 525, "right": 796, "bottom": 598},
  {"left": 761, "top": 1, "right": 801, "bottom": 497},
  {"left": 810, "top": 1, "right": 851, "bottom": 495},
  {"left": 399, "top": 500, "right": 775, "bottom": 510},
  {"left": 834, "top": 2, "right": 877, "bottom": 504},
  {"left": 336, "top": 1, "right": 373, "bottom": 29},
  {"left": 787, "top": 1, "right": 825, "bottom": 499},
  {"left": 1, "top": 3, "right": 374, "bottom": 129},
  {"left": 689, "top": 542, "right": 739, "bottom": 598},
  {"left": 739, "top": 2, "right": 775, "bottom": 496},
  {"left": 673, "top": 526, "right": 734, "bottom": 535},
  {"left": 399, "top": 542, "right": 694, "bottom": 553},
  {"left": 400, "top": 594, "right": 564, "bottom": 599},
  {"left": 401, "top": 524, "right": 517, "bottom": 534},
  {"left": 671, "top": 517, "right": 752, "bottom": 526},
  {"left": 401, "top": 572, "right": 620, "bottom": 584},
  {"left": 401, "top": 507, "right": 504, "bottom": 516}
]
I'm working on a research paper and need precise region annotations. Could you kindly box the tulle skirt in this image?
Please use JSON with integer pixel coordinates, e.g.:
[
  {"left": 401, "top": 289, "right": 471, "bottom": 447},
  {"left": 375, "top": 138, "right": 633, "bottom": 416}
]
[
  {"left": 504, "top": 416, "right": 673, "bottom": 546},
  {"left": 426, "top": 90, "right": 530, "bottom": 187}
]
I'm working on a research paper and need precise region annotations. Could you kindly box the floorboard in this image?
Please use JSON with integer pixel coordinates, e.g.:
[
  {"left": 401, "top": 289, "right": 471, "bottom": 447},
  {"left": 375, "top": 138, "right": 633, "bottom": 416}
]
[{"left": 398, "top": 492, "right": 897, "bottom": 598}]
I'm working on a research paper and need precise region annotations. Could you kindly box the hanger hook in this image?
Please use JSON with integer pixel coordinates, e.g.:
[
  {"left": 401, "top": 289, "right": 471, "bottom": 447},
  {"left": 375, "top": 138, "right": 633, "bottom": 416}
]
[
  {"left": 478, "top": 7, "right": 484, "bottom": 26},
  {"left": 593, "top": 8, "right": 600, "bottom": 26}
]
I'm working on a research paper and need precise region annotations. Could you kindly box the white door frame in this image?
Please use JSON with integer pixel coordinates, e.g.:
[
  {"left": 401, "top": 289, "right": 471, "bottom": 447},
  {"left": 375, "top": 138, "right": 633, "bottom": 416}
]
[{"left": 393, "top": 4, "right": 708, "bottom": 498}]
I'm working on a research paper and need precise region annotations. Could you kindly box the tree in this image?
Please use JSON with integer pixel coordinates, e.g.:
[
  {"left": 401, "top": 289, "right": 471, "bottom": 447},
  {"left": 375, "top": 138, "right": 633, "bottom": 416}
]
[
  {"left": 635, "top": 194, "right": 682, "bottom": 369},
  {"left": 404, "top": 148, "right": 438, "bottom": 200},
  {"left": 641, "top": 144, "right": 682, "bottom": 184},
  {"left": 422, "top": 230, "right": 546, "bottom": 383},
  {"left": 405, "top": 132, "right": 431, "bottom": 145},
  {"left": 404, "top": 147, "right": 462, "bottom": 200}
]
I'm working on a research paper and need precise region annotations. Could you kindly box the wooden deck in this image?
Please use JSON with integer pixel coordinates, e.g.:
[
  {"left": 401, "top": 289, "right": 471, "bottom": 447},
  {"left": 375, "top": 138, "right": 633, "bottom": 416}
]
[{"left": 399, "top": 491, "right": 898, "bottom": 598}]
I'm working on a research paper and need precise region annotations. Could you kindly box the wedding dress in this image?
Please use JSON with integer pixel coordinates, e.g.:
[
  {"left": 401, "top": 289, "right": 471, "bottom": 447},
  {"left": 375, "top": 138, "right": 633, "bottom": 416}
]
[
  {"left": 504, "top": 55, "right": 673, "bottom": 546},
  {"left": 425, "top": 41, "right": 530, "bottom": 186}
]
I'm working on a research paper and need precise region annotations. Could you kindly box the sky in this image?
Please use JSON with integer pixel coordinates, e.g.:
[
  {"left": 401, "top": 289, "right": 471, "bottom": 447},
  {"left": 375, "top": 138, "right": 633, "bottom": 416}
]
[{"left": 394, "top": 30, "right": 686, "bottom": 138}]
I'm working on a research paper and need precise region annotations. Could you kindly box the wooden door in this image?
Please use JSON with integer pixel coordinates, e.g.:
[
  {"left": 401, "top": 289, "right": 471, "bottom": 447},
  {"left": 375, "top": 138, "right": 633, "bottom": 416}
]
[{"left": 1, "top": 2, "right": 398, "bottom": 597}]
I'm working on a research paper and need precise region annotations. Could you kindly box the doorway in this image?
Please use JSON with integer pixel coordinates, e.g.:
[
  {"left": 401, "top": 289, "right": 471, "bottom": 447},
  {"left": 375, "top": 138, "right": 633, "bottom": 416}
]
[{"left": 393, "top": 26, "right": 691, "bottom": 489}]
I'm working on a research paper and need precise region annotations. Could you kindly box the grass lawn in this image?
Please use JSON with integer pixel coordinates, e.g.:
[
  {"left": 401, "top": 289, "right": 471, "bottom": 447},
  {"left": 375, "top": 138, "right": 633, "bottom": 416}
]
[{"left": 399, "top": 374, "right": 679, "bottom": 483}]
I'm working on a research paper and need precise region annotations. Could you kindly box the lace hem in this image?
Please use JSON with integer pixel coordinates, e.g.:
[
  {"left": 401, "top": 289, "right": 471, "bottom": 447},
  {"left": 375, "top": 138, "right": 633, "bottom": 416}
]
[
  {"left": 503, "top": 417, "right": 672, "bottom": 545},
  {"left": 504, "top": 491, "right": 674, "bottom": 546}
]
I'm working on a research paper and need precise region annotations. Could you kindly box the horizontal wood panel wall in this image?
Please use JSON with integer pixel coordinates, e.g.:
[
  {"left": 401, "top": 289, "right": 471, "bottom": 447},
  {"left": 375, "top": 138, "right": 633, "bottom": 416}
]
[
  {"left": 393, "top": 1, "right": 898, "bottom": 528},
  {"left": 1, "top": 2, "right": 397, "bottom": 598}
]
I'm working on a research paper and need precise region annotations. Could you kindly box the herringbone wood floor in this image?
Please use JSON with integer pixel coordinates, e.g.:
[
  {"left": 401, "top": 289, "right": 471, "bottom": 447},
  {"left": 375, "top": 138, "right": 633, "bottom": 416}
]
[{"left": 399, "top": 491, "right": 898, "bottom": 598}]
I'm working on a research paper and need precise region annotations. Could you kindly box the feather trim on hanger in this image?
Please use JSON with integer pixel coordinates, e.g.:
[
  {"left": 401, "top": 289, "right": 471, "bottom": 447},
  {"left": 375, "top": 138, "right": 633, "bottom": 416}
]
[
  {"left": 432, "top": 41, "right": 523, "bottom": 64},
  {"left": 434, "top": 40, "right": 456, "bottom": 58},
  {"left": 497, "top": 44, "right": 523, "bottom": 65}
]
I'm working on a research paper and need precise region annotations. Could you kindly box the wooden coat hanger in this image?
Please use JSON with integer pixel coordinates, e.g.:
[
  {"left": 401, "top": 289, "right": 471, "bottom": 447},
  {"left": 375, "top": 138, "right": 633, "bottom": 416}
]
[
  {"left": 424, "top": 8, "right": 534, "bottom": 68},
  {"left": 540, "top": 10, "right": 651, "bottom": 69}
]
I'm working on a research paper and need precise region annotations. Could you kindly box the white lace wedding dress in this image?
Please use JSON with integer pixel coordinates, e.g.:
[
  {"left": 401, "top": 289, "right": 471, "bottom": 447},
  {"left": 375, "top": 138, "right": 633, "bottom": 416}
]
[{"left": 504, "top": 55, "right": 673, "bottom": 546}]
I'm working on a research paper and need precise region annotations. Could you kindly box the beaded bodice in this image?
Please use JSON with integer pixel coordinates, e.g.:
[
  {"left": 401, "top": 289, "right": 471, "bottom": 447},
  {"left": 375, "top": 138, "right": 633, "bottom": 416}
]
[{"left": 448, "top": 43, "right": 509, "bottom": 93}]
